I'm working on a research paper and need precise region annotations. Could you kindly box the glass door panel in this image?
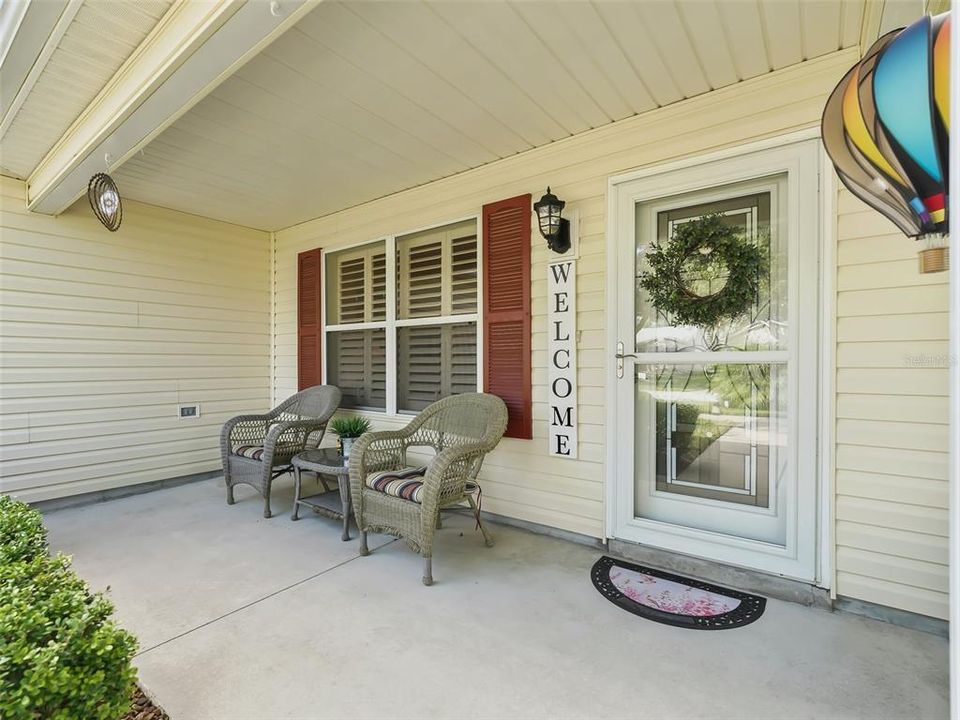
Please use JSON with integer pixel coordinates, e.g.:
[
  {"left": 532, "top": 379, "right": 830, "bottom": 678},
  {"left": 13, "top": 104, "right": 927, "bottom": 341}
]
[
  {"left": 632, "top": 175, "right": 790, "bottom": 546},
  {"left": 634, "top": 361, "right": 787, "bottom": 545},
  {"left": 635, "top": 181, "right": 788, "bottom": 354}
]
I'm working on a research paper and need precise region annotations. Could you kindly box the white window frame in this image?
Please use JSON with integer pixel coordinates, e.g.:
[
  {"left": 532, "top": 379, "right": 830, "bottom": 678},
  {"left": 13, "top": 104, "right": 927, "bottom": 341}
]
[{"left": 321, "top": 214, "right": 483, "bottom": 418}]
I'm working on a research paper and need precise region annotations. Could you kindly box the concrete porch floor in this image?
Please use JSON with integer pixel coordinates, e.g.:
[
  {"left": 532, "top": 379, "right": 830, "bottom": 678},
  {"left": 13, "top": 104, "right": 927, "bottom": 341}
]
[{"left": 43, "top": 477, "right": 947, "bottom": 720}]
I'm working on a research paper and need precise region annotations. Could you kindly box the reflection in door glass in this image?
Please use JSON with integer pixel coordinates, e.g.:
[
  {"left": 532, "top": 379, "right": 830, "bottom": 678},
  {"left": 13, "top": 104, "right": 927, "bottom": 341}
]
[{"left": 635, "top": 363, "right": 786, "bottom": 512}]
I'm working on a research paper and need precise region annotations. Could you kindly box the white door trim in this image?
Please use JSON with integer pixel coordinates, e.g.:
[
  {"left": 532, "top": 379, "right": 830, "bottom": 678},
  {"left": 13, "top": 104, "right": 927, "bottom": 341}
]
[
  {"left": 604, "top": 128, "right": 832, "bottom": 586},
  {"left": 818, "top": 151, "right": 836, "bottom": 592}
]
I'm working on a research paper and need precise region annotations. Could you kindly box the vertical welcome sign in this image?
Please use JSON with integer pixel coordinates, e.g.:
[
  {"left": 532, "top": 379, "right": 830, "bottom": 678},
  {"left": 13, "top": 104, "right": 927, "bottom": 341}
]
[{"left": 547, "top": 258, "right": 577, "bottom": 458}]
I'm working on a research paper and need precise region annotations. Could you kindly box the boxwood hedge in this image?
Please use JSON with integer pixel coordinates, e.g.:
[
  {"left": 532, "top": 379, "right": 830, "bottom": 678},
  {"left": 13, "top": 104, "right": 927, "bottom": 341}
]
[
  {"left": 0, "top": 494, "right": 47, "bottom": 565},
  {"left": 0, "top": 495, "right": 138, "bottom": 720}
]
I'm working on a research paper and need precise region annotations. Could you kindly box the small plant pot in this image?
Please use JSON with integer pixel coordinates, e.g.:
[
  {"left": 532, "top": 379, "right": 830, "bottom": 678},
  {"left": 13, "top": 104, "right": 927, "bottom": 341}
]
[{"left": 340, "top": 437, "right": 355, "bottom": 459}]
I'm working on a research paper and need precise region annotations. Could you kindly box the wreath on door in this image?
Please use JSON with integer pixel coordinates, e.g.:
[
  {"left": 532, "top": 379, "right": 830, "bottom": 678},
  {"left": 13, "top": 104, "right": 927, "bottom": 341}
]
[{"left": 638, "top": 213, "right": 767, "bottom": 327}]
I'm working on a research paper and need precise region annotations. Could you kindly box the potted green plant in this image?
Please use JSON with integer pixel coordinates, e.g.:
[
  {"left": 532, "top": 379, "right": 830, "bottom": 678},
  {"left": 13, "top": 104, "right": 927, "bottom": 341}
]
[{"left": 330, "top": 416, "right": 371, "bottom": 458}]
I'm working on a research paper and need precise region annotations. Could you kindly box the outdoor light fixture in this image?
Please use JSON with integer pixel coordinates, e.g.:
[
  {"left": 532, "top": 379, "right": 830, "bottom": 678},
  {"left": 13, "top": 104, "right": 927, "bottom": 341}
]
[
  {"left": 87, "top": 172, "right": 122, "bottom": 232},
  {"left": 534, "top": 187, "right": 570, "bottom": 254},
  {"left": 821, "top": 11, "right": 951, "bottom": 273}
]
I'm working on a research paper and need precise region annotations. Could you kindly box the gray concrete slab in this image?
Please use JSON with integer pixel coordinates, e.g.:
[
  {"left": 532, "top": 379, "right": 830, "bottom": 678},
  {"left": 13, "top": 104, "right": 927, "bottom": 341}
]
[
  {"left": 44, "top": 478, "right": 948, "bottom": 720},
  {"left": 44, "top": 476, "right": 392, "bottom": 650}
]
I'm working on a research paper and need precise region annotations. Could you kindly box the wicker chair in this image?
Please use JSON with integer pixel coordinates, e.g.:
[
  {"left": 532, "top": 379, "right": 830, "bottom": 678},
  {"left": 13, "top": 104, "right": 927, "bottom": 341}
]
[
  {"left": 221, "top": 385, "right": 341, "bottom": 518},
  {"left": 348, "top": 393, "right": 508, "bottom": 586}
]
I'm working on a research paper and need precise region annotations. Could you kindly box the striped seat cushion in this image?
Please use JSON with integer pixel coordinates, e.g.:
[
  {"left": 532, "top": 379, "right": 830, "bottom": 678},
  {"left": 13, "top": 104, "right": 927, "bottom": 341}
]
[
  {"left": 232, "top": 444, "right": 299, "bottom": 461},
  {"left": 365, "top": 467, "right": 481, "bottom": 504},
  {"left": 366, "top": 467, "right": 429, "bottom": 503},
  {"left": 233, "top": 445, "right": 268, "bottom": 460}
]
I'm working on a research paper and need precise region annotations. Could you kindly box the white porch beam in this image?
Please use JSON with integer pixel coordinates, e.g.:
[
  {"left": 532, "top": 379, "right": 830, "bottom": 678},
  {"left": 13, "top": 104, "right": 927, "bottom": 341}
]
[
  {"left": 26, "top": 0, "right": 319, "bottom": 216},
  {"left": 0, "top": 0, "right": 82, "bottom": 141}
]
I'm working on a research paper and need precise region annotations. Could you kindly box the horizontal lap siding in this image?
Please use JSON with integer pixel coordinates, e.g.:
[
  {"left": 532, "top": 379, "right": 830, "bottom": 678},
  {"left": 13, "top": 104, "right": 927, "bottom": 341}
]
[
  {"left": 834, "top": 186, "right": 949, "bottom": 619},
  {"left": 0, "top": 176, "right": 271, "bottom": 502},
  {"left": 273, "top": 50, "right": 858, "bottom": 539}
]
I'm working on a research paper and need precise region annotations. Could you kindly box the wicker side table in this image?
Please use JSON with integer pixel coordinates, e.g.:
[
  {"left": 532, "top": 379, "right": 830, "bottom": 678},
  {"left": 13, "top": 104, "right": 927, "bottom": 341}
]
[{"left": 291, "top": 448, "right": 352, "bottom": 541}]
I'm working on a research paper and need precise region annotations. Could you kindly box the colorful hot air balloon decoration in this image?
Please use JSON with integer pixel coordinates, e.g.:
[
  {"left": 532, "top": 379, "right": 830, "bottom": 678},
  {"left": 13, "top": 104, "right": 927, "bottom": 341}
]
[{"left": 822, "top": 12, "right": 951, "bottom": 273}]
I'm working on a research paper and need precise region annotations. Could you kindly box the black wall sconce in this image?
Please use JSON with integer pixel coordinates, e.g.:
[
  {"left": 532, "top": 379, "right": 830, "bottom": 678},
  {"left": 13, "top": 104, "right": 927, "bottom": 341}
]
[{"left": 534, "top": 187, "right": 570, "bottom": 254}]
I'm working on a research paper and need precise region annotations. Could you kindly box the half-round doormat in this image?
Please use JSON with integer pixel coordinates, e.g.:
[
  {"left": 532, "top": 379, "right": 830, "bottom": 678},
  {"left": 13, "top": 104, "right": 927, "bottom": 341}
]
[{"left": 591, "top": 556, "right": 765, "bottom": 630}]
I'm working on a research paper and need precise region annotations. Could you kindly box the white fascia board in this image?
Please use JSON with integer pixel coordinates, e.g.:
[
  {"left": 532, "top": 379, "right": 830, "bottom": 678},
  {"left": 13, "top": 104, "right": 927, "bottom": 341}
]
[
  {"left": 0, "top": 0, "right": 32, "bottom": 69},
  {"left": 26, "top": 0, "right": 319, "bottom": 215},
  {"left": 0, "top": 0, "right": 80, "bottom": 140}
]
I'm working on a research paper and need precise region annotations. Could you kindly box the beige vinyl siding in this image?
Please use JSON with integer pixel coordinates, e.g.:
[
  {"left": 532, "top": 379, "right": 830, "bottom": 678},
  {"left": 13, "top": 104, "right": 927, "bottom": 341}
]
[
  {"left": 0, "top": 176, "right": 271, "bottom": 502},
  {"left": 834, "top": 187, "right": 950, "bottom": 619},
  {"left": 273, "top": 49, "right": 859, "bottom": 539}
]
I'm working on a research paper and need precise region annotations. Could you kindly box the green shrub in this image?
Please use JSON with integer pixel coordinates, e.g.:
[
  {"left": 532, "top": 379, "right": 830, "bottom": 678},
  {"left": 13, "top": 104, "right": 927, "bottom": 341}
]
[
  {"left": 0, "top": 494, "right": 47, "bottom": 564},
  {"left": 0, "top": 497, "right": 138, "bottom": 720},
  {"left": 330, "top": 415, "right": 371, "bottom": 438}
]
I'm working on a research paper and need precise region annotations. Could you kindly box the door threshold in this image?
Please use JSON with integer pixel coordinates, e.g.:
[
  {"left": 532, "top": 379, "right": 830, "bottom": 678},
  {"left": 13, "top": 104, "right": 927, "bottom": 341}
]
[{"left": 608, "top": 538, "right": 831, "bottom": 610}]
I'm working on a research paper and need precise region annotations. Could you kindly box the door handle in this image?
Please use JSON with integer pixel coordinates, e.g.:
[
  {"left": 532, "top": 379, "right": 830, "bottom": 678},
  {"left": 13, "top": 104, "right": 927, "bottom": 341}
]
[{"left": 616, "top": 341, "right": 637, "bottom": 378}]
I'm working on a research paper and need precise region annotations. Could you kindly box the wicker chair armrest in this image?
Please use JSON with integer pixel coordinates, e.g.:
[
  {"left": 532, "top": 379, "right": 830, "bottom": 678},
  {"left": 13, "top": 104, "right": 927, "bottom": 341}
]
[
  {"left": 220, "top": 414, "right": 271, "bottom": 451},
  {"left": 224, "top": 413, "right": 271, "bottom": 431},
  {"left": 264, "top": 418, "right": 329, "bottom": 455},
  {"left": 348, "top": 430, "right": 412, "bottom": 514},
  {"left": 349, "top": 430, "right": 410, "bottom": 471},
  {"left": 417, "top": 442, "right": 489, "bottom": 513}
]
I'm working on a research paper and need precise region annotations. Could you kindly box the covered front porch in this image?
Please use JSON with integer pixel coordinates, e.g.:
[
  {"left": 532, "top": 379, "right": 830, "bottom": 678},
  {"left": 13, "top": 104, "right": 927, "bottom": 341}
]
[
  {"left": 43, "top": 477, "right": 947, "bottom": 719},
  {"left": 1, "top": 0, "right": 957, "bottom": 716}
]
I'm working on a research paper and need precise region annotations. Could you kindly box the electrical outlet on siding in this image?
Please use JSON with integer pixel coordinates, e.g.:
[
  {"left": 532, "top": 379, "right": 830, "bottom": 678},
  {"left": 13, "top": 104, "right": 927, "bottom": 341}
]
[{"left": 178, "top": 404, "right": 201, "bottom": 420}]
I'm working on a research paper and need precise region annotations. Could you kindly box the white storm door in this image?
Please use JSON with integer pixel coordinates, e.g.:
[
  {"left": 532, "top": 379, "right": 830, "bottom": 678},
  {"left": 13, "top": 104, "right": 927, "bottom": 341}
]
[{"left": 610, "top": 139, "right": 820, "bottom": 581}]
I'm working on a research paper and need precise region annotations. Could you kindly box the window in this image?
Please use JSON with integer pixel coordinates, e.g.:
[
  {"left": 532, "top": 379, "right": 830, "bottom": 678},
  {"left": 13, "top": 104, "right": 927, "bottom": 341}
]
[{"left": 324, "top": 219, "right": 479, "bottom": 413}]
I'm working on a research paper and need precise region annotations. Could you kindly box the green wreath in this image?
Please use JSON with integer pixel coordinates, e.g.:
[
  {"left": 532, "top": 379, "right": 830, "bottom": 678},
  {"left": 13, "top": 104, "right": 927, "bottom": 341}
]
[{"left": 638, "top": 213, "right": 767, "bottom": 327}]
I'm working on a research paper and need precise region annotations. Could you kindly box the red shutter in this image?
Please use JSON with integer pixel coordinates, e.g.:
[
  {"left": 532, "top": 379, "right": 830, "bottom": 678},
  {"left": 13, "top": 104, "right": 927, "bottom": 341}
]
[
  {"left": 297, "top": 248, "right": 322, "bottom": 391},
  {"left": 482, "top": 194, "right": 532, "bottom": 439}
]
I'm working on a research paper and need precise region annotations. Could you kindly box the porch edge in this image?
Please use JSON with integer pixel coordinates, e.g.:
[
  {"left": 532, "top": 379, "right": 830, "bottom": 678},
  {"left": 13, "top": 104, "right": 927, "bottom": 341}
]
[
  {"left": 32, "top": 471, "right": 221, "bottom": 514},
  {"left": 834, "top": 597, "right": 948, "bottom": 638},
  {"left": 608, "top": 538, "right": 833, "bottom": 610},
  {"left": 447, "top": 507, "right": 605, "bottom": 550}
]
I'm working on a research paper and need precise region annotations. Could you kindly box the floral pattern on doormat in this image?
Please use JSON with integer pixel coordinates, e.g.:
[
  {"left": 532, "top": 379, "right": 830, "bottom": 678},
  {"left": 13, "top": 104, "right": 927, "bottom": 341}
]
[
  {"left": 609, "top": 566, "right": 740, "bottom": 616},
  {"left": 591, "top": 556, "right": 766, "bottom": 630}
]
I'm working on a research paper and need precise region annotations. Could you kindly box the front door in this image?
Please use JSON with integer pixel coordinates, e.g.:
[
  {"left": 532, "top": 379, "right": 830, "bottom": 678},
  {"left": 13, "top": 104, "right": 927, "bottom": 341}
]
[{"left": 610, "top": 139, "right": 820, "bottom": 581}]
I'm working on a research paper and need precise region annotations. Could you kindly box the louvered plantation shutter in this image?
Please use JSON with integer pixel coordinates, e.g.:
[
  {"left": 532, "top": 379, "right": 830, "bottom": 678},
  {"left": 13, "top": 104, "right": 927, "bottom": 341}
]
[
  {"left": 297, "top": 248, "right": 322, "bottom": 391},
  {"left": 483, "top": 194, "right": 532, "bottom": 439},
  {"left": 325, "top": 243, "right": 387, "bottom": 410},
  {"left": 396, "top": 220, "right": 478, "bottom": 413}
]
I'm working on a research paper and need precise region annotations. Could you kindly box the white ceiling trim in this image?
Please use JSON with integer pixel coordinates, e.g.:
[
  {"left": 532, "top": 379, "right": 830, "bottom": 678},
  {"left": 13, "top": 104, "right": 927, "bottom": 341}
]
[
  {"left": 0, "top": 0, "right": 81, "bottom": 140},
  {"left": 860, "top": 0, "right": 950, "bottom": 53},
  {"left": 27, "top": 0, "right": 321, "bottom": 215},
  {"left": 26, "top": 0, "right": 242, "bottom": 213},
  {"left": 0, "top": 0, "right": 33, "bottom": 69}
]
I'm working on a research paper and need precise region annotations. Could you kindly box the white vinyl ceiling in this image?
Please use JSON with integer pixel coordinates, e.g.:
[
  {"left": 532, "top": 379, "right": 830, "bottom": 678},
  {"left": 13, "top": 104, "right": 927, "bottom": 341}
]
[
  {"left": 112, "top": 0, "right": 866, "bottom": 230},
  {"left": 4, "top": 0, "right": 870, "bottom": 230},
  {"left": 0, "top": 0, "right": 173, "bottom": 179}
]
